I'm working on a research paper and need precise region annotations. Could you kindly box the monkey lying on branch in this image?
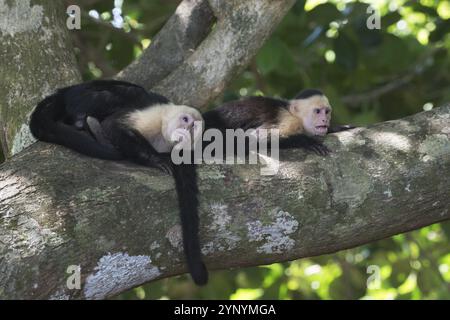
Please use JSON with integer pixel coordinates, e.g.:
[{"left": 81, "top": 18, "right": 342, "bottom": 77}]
[
  {"left": 30, "top": 80, "right": 208, "bottom": 285},
  {"left": 30, "top": 80, "right": 354, "bottom": 286},
  {"left": 202, "top": 89, "right": 354, "bottom": 156}
]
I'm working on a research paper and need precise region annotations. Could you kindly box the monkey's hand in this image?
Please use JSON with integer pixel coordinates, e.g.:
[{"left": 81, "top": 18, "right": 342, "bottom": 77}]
[
  {"left": 279, "top": 134, "right": 330, "bottom": 156},
  {"left": 151, "top": 154, "right": 174, "bottom": 175},
  {"left": 171, "top": 128, "right": 193, "bottom": 150},
  {"left": 192, "top": 121, "right": 204, "bottom": 144},
  {"left": 307, "top": 142, "right": 330, "bottom": 156}
]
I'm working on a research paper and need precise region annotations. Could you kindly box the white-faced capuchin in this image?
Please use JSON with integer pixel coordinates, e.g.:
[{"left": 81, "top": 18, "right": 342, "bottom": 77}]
[
  {"left": 29, "top": 80, "right": 208, "bottom": 285},
  {"left": 202, "top": 89, "right": 354, "bottom": 155}
]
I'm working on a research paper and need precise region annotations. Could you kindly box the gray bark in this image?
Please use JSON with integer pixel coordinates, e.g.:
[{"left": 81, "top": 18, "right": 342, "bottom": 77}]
[
  {"left": 0, "top": 0, "right": 81, "bottom": 158},
  {"left": 119, "top": 0, "right": 297, "bottom": 108},
  {"left": 116, "top": 0, "right": 215, "bottom": 89},
  {"left": 1, "top": 0, "right": 449, "bottom": 301},
  {"left": 1, "top": 105, "right": 449, "bottom": 299}
]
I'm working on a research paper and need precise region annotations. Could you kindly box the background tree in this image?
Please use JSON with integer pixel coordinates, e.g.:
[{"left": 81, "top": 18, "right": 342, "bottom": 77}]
[{"left": 0, "top": 0, "right": 449, "bottom": 299}]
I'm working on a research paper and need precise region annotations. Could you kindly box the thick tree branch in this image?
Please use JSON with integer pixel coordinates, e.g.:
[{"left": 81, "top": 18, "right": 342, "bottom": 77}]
[
  {"left": 116, "top": 0, "right": 296, "bottom": 108},
  {"left": 151, "top": 0, "right": 297, "bottom": 108},
  {"left": 0, "top": 105, "right": 449, "bottom": 299},
  {"left": 1, "top": 0, "right": 449, "bottom": 301},
  {"left": 0, "top": 0, "right": 81, "bottom": 158},
  {"left": 116, "top": 0, "right": 215, "bottom": 90}
]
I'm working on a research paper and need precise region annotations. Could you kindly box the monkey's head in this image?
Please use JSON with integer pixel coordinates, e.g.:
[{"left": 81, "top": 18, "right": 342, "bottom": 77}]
[
  {"left": 289, "top": 89, "right": 332, "bottom": 136},
  {"left": 162, "top": 105, "right": 204, "bottom": 147}
]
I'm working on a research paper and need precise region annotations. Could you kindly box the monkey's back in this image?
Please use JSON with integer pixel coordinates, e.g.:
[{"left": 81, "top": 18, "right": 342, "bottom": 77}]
[{"left": 203, "top": 96, "right": 289, "bottom": 131}]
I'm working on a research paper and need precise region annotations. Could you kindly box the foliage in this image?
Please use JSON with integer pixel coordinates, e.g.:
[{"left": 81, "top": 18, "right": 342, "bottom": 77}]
[
  {"left": 116, "top": 221, "right": 450, "bottom": 300},
  {"left": 3, "top": 0, "right": 449, "bottom": 299}
]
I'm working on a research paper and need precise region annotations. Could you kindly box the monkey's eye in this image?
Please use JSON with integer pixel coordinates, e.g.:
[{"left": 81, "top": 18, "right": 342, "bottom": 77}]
[
  {"left": 182, "top": 116, "right": 190, "bottom": 123},
  {"left": 325, "top": 109, "right": 331, "bottom": 114},
  {"left": 314, "top": 109, "right": 321, "bottom": 114}
]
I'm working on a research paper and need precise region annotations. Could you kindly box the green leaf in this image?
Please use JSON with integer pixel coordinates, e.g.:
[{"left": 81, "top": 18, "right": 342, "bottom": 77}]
[
  {"left": 107, "top": 34, "right": 135, "bottom": 70},
  {"left": 405, "top": 1, "right": 439, "bottom": 17},
  {"left": 383, "top": 11, "right": 402, "bottom": 27},
  {"left": 333, "top": 32, "right": 359, "bottom": 71},
  {"left": 390, "top": 260, "right": 412, "bottom": 287},
  {"left": 429, "top": 18, "right": 450, "bottom": 42},
  {"left": 307, "top": 3, "right": 342, "bottom": 26},
  {"left": 417, "top": 269, "right": 443, "bottom": 295},
  {"left": 329, "top": 266, "right": 367, "bottom": 299},
  {"left": 256, "top": 38, "right": 285, "bottom": 75},
  {"left": 440, "top": 221, "right": 450, "bottom": 240}
]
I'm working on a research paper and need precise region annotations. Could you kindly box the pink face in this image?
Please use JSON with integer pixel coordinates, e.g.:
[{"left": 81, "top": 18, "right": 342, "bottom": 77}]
[
  {"left": 290, "top": 95, "right": 332, "bottom": 136},
  {"left": 178, "top": 112, "right": 204, "bottom": 138},
  {"left": 310, "top": 105, "right": 331, "bottom": 136}
]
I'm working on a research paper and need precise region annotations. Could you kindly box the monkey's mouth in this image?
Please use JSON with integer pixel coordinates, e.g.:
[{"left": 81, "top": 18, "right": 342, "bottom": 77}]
[{"left": 315, "top": 125, "right": 328, "bottom": 135}]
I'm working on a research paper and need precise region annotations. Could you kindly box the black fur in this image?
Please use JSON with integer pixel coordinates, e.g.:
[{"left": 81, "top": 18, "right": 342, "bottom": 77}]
[
  {"left": 278, "top": 135, "right": 329, "bottom": 155},
  {"left": 172, "top": 162, "right": 208, "bottom": 285},
  {"left": 30, "top": 94, "right": 123, "bottom": 160},
  {"left": 327, "top": 124, "right": 356, "bottom": 133},
  {"left": 293, "top": 88, "right": 324, "bottom": 100},
  {"left": 203, "top": 96, "right": 288, "bottom": 131},
  {"left": 30, "top": 80, "right": 208, "bottom": 285},
  {"left": 203, "top": 95, "right": 329, "bottom": 155}
]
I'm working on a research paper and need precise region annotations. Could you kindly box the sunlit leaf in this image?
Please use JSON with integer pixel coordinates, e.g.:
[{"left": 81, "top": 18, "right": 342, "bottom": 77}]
[{"left": 230, "top": 288, "right": 264, "bottom": 300}]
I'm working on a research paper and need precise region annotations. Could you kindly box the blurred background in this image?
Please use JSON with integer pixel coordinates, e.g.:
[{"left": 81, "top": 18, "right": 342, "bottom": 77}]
[{"left": 2, "top": 0, "right": 449, "bottom": 299}]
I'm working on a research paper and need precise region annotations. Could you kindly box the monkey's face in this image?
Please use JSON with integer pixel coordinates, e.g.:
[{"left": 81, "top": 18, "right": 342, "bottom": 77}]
[
  {"left": 165, "top": 106, "right": 204, "bottom": 147},
  {"left": 290, "top": 95, "right": 332, "bottom": 136},
  {"left": 308, "top": 104, "right": 331, "bottom": 136}
]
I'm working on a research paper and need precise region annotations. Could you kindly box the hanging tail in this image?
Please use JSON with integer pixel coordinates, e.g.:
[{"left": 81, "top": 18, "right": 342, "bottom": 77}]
[
  {"left": 172, "top": 163, "right": 208, "bottom": 285},
  {"left": 30, "top": 94, "right": 123, "bottom": 160}
]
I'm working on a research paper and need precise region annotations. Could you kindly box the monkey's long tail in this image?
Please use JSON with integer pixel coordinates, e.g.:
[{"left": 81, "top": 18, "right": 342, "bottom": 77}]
[
  {"left": 172, "top": 163, "right": 208, "bottom": 286},
  {"left": 30, "top": 94, "right": 123, "bottom": 160}
]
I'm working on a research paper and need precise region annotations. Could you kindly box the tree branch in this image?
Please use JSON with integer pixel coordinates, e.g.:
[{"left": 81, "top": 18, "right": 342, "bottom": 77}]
[
  {"left": 0, "top": 0, "right": 81, "bottom": 158},
  {"left": 116, "top": 0, "right": 215, "bottom": 90},
  {"left": 81, "top": 12, "right": 142, "bottom": 45},
  {"left": 1, "top": 0, "right": 449, "bottom": 301},
  {"left": 116, "top": 0, "right": 296, "bottom": 108},
  {"left": 341, "top": 46, "right": 445, "bottom": 107},
  {"left": 151, "top": 0, "right": 297, "bottom": 108},
  {"left": 1, "top": 105, "right": 449, "bottom": 299}
]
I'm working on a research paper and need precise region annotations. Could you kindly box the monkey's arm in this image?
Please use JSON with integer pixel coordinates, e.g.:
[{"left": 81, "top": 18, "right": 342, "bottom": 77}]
[
  {"left": 101, "top": 117, "right": 173, "bottom": 174},
  {"left": 95, "top": 116, "right": 207, "bottom": 285},
  {"left": 86, "top": 116, "right": 112, "bottom": 146},
  {"left": 278, "top": 134, "right": 330, "bottom": 156}
]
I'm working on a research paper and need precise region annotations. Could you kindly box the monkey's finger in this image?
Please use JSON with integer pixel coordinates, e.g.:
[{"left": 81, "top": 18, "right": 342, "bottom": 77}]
[
  {"left": 310, "top": 144, "right": 330, "bottom": 156},
  {"left": 319, "top": 145, "right": 331, "bottom": 156},
  {"left": 321, "top": 146, "right": 331, "bottom": 156},
  {"left": 158, "top": 162, "right": 173, "bottom": 175}
]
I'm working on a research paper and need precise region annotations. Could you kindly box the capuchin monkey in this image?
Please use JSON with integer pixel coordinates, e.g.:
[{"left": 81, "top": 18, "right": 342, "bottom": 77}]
[
  {"left": 202, "top": 89, "right": 354, "bottom": 155},
  {"left": 87, "top": 88, "right": 353, "bottom": 157},
  {"left": 29, "top": 80, "right": 208, "bottom": 285}
]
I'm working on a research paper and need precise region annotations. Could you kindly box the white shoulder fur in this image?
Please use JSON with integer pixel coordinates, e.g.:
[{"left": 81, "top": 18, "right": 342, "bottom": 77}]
[{"left": 125, "top": 103, "right": 202, "bottom": 153}]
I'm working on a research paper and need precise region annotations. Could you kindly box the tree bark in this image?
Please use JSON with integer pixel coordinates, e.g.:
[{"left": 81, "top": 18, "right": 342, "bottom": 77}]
[
  {"left": 0, "top": 0, "right": 81, "bottom": 158},
  {"left": 0, "top": 105, "right": 449, "bottom": 299},
  {"left": 116, "top": 0, "right": 215, "bottom": 89},
  {"left": 1, "top": 0, "right": 449, "bottom": 301},
  {"left": 118, "top": 0, "right": 297, "bottom": 108}
]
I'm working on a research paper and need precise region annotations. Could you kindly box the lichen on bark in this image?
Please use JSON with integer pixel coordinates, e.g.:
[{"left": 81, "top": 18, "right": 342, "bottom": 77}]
[{"left": 0, "top": 0, "right": 80, "bottom": 157}]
